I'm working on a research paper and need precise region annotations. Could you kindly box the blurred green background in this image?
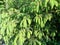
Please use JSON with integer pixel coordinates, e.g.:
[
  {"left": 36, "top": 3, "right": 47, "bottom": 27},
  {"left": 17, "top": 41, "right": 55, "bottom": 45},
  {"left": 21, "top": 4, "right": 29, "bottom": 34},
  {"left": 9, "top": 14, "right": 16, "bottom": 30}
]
[{"left": 0, "top": 0, "right": 60, "bottom": 45}]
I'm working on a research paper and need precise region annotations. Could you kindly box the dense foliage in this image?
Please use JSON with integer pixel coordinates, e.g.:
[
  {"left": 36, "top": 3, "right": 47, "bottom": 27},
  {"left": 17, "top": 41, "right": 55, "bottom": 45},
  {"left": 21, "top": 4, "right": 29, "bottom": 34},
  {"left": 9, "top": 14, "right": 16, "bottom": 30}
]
[{"left": 0, "top": 0, "right": 60, "bottom": 45}]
